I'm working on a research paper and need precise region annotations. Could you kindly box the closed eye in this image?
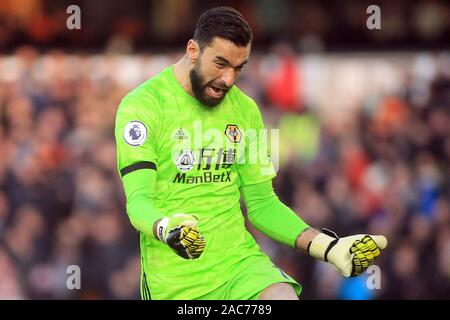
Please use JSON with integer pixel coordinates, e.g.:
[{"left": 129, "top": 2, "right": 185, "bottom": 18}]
[{"left": 215, "top": 61, "right": 226, "bottom": 69}]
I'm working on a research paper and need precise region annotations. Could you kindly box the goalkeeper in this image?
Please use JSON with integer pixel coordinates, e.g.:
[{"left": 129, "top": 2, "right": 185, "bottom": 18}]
[{"left": 115, "top": 6, "right": 387, "bottom": 300}]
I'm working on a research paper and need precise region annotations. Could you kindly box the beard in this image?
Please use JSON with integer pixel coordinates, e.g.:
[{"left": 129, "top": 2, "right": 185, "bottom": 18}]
[{"left": 189, "top": 62, "right": 230, "bottom": 107}]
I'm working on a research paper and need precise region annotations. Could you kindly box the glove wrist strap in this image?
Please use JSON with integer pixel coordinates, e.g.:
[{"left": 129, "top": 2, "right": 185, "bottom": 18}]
[
  {"left": 156, "top": 217, "right": 170, "bottom": 243},
  {"left": 308, "top": 229, "right": 339, "bottom": 261}
]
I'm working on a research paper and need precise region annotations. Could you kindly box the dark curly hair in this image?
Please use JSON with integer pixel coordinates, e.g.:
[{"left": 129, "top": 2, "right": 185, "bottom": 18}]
[{"left": 193, "top": 6, "right": 253, "bottom": 49}]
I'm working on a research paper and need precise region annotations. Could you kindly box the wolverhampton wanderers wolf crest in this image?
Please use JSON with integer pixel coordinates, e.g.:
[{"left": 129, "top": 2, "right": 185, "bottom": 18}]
[{"left": 225, "top": 124, "right": 242, "bottom": 143}]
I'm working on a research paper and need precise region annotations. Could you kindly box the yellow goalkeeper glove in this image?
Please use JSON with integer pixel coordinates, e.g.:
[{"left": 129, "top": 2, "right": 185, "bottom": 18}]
[
  {"left": 156, "top": 213, "right": 206, "bottom": 259},
  {"left": 308, "top": 229, "right": 388, "bottom": 277}
]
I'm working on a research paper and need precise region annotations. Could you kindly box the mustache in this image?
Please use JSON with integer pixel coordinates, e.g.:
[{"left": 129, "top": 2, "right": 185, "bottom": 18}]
[{"left": 206, "top": 80, "right": 230, "bottom": 91}]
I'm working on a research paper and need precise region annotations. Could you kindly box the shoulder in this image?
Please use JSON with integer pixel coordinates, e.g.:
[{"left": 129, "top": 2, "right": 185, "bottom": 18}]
[
  {"left": 226, "top": 86, "right": 262, "bottom": 126},
  {"left": 227, "top": 85, "right": 260, "bottom": 117},
  {"left": 118, "top": 67, "right": 172, "bottom": 114}
]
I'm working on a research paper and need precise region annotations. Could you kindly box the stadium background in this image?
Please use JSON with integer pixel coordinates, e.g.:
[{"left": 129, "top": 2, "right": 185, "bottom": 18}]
[{"left": 0, "top": 0, "right": 449, "bottom": 299}]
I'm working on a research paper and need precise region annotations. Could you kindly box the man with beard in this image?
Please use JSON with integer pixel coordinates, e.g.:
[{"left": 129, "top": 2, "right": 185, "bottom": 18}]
[{"left": 115, "top": 6, "right": 387, "bottom": 300}]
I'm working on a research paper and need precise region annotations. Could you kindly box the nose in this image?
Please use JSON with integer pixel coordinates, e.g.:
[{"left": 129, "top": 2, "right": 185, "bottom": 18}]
[{"left": 220, "top": 68, "right": 235, "bottom": 88}]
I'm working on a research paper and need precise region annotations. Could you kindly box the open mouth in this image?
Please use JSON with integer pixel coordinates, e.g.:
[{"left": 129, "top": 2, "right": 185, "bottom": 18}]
[{"left": 207, "top": 85, "right": 226, "bottom": 98}]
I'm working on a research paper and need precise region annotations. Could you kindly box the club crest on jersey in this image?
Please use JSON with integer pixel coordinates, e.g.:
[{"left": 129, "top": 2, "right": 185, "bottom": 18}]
[
  {"left": 225, "top": 124, "right": 242, "bottom": 143},
  {"left": 175, "top": 150, "right": 196, "bottom": 171},
  {"left": 124, "top": 121, "right": 147, "bottom": 146}
]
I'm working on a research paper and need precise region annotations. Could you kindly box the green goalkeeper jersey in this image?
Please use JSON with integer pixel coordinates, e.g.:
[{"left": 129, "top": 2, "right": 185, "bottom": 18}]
[{"left": 115, "top": 66, "right": 276, "bottom": 299}]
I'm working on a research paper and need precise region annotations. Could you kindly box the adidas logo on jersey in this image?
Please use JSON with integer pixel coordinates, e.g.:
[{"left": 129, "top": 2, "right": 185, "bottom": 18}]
[{"left": 172, "top": 128, "right": 188, "bottom": 141}]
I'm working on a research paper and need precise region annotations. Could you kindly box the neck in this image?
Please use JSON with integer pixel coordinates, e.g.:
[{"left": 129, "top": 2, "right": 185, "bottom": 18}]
[{"left": 173, "top": 56, "right": 194, "bottom": 97}]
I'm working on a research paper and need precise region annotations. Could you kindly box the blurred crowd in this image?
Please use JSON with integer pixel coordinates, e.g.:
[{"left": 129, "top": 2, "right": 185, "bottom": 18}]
[
  {"left": 259, "top": 56, "right": 450, "bottom": 300},
  {"left": 0, "top": 45, "right": 449, "bottom": 300},
  {"left": 1, "top": 0, "right": 449, "bottom": 52}
]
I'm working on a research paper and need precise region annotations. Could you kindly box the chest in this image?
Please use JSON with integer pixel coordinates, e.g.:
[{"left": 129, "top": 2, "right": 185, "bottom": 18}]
[{"left": 156, "top": 104, "right": 247, "bottom": 175}]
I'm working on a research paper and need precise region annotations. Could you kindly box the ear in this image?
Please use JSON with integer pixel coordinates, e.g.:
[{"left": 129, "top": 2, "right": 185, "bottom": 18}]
[{"left": 187, "top": 39, "right": 200, "bottom": 64}]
